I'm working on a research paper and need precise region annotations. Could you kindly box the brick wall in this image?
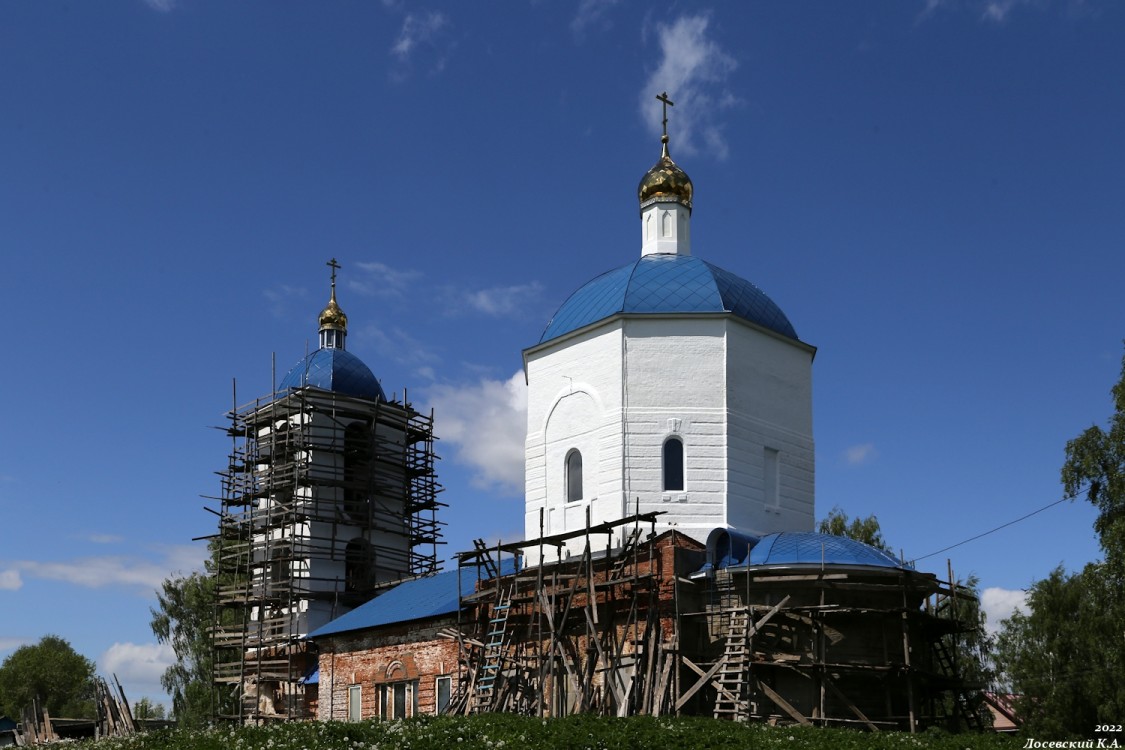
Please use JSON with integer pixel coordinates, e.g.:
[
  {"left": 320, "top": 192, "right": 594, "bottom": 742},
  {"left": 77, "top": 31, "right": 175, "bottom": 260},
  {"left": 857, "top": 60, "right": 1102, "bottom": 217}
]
[{"left": 317, "top": 615, "right": 461, "bottom": 721}]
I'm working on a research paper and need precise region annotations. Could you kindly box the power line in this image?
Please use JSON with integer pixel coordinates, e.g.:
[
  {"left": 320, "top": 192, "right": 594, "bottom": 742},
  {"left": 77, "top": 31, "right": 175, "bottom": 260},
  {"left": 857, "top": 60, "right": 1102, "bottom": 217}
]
[{"left": 912, "top": 496, "right": 1074, "bottom": 563}]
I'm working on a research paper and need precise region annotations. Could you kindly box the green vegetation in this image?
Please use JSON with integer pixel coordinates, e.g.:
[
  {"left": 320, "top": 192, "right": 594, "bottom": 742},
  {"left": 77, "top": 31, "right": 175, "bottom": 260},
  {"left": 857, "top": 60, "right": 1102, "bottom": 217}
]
[
  {"left": 151, "top": 540, "right": 241, "bottom": 727},
  {"left": 816, "top": 506, "right": 890, "bottom": 551},
  {"left": 993, "top": 348, "right": 1125, "bottom": 737},
  {"left": 44, "top": 714, "right": 1025, "bottom": 750},
  {"left": 150, "top": 569, "right": 216, "bottom": 727},
  {"left": 133, "top": 698, "right": 167, "bottom": 721},
  {"left": 0, "top": 635, "right": 96, "bottom": 719}
]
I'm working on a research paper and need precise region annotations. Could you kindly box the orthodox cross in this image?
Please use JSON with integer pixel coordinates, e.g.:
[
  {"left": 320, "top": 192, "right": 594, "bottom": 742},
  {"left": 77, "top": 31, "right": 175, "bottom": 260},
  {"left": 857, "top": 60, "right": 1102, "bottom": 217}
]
[
  {"left": 327, "top": 257, "right": 341, "bottom": 293},
  {"left": 656, "top": 91, "right": 674, "bottom": 139}
]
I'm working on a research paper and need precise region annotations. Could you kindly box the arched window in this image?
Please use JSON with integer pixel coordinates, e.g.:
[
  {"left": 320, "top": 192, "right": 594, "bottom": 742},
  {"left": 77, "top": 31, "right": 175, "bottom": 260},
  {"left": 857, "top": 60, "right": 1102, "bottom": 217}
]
[
  {"left": 663, "top": 437, "right": 684, "bottom": 491},
  {"left": 345, "top": 538, "right": 372, "bottom": 593},
  {"left": 565, "top": 449, "right": 583, "bottom": 502}
]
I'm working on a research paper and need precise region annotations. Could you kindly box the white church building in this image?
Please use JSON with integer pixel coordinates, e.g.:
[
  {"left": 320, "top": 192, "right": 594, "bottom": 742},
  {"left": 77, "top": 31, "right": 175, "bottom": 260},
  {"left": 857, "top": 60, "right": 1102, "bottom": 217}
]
[{"left": 522, "top": 114, "right": 816, "bottom": 558}]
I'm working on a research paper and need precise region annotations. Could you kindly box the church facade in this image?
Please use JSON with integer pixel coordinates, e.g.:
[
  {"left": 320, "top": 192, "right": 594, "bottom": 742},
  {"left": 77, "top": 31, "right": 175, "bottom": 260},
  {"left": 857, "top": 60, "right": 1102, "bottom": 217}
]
[{"left": 523, "top": 118, "right": 816, "bottom": 558}]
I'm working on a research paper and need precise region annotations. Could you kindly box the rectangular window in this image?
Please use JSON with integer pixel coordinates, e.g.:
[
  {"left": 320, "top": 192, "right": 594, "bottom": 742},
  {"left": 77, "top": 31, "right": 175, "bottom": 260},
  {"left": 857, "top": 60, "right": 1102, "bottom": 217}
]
[
  {"left": 347, "top": 684, "right": 362, "bottom": 722},
  {"left": 436, "top": 675, "right": 452, "bottom": 715},
  {"left": 380, "top": 681, "right": 417, "bottom": 719},
  {"left": 764, "top": 447, "right": 780, "bottom": 508}
]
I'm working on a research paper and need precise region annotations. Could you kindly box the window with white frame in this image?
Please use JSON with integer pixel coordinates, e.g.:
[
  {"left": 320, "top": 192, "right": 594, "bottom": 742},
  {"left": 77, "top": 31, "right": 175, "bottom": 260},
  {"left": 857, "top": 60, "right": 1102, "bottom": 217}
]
[
  {"left": 663, "top": 437, "right": 684, "bottom": 491},
  {"left": 347, "top": 684, "right": 362, "bottom": 722},
  {"left": 435, "top": 675, "right": 452, "bottom": 715},
  {"left": 380, "top": 681, "right": 417, "bottom": 719}
]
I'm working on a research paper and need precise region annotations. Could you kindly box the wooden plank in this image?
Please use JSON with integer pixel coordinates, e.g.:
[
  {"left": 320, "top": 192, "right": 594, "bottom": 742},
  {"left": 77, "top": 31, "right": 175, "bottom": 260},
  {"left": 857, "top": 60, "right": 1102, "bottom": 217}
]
[
  {"left": 757, "top": 679, "right": 812, "bottom": 726},
  {"left": 677, "top": 657, "right": 740, "bottom": 710},
  {"left": 653, "top": 655, "right": 674, "bottom": 716},
  {"left": 749, "top": 595, "right": 791, "bottom": 637},
  {"left": 823, "top": 677, "right": 879, "bottom": 731},
  {"left": 114, "top": 673, "right": 137, "bottom": 734}
]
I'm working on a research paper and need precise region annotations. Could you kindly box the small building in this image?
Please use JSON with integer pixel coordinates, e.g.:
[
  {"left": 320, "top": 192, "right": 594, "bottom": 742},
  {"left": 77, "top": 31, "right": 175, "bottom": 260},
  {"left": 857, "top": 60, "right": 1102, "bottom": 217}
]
[{"left": 307, "top": 562, "right": 515, "bottom": 721}]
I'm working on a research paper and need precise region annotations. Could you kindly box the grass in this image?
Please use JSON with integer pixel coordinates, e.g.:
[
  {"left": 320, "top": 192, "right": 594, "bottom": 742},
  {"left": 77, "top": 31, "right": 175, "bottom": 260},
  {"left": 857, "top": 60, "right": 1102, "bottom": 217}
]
[{"left": 52, "top": 715, "right": 1028, "bottom": 750}]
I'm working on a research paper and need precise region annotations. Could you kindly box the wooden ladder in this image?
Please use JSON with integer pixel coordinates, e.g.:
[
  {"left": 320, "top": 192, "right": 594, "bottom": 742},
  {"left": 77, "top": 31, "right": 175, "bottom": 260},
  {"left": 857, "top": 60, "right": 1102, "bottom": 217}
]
[
  {"left": 472, "top": 587, "right": 512, "bottom": 714},
  {"left": 933, "top": 637, "right": 982, "bottom": 730},
  {"left": 713, "top": 609, "right": 750, "bottom": 720}
]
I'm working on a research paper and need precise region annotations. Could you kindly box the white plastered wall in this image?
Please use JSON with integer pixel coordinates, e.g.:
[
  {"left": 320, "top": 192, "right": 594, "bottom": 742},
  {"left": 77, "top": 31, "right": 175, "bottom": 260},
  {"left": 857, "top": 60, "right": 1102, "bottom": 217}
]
[{"left": 524, "top": 313, "right": 815, "bottom": 560}]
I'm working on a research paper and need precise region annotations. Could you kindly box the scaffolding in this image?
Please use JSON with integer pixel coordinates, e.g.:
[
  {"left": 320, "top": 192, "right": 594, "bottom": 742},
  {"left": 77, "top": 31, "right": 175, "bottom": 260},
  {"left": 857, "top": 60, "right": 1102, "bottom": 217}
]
[
  {"left": 687, "top": 563, "right": 984, "bottom": 731},
  {"left": 447, "top": 512, "right": 707, "bottom": 718},
  {"left": 446, "top": 516, "right": 984, "bottom": 731},
  {"left": 209, "top": 384, "right": 443, "bottom": 722}
]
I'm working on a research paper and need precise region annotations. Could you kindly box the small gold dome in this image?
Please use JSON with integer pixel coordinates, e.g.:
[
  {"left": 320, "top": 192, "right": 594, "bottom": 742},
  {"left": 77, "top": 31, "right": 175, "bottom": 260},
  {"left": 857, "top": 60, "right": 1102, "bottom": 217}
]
[
  {"left": 319, "top": 293, "right": 347, "bottom": 331},
  {"left": 638, "top": 137, "right": 693, "bottom": 211}
]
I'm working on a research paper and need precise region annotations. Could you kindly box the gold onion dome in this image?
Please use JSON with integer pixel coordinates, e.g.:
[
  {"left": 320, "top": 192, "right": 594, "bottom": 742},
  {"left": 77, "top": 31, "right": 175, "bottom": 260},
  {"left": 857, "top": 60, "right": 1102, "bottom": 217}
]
[
  {"left": 637, "top": 136, "right": 693, "bottom": 211},
  {"left": 318, "top": 291, "right": 348, "bottom": 331}
]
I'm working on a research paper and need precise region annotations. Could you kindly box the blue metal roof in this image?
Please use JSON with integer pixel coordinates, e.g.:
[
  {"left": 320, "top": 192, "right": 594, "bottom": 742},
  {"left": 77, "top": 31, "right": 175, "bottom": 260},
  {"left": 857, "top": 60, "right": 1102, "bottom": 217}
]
[
  {"left": 747, "top": 532, "right": 911, "bottom": 570},
  {"left": 278, "top": 348, "right": 385, "bottom": 401},
  {"left": 539, "top": 254, "right": 798, "bottom": 344},
  {"left": 307, "top": 559, "right": 517, "bottom": 639},
  {"left": 705, "top": 528, "right": 762, "bottom": 569}
]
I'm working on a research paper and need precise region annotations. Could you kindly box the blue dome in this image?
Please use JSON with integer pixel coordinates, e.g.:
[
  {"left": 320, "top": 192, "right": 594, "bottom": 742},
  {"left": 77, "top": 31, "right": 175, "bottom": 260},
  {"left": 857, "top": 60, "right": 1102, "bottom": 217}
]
[
  {"left": 540, "top": 254, "right": 797, "bottom": 344},
  {"left": 278, "top": 348, "right": 385, "bottom": 401},
  {"left": 747, "top": 532, "right": 910, "bottom": 570}
]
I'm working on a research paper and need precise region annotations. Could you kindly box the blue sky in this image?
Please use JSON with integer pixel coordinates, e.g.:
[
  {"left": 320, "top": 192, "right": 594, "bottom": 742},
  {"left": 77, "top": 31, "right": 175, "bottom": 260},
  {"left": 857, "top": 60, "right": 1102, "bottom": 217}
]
[{"left": 1, "top": 0, "right": 1123, "bottom": 708}]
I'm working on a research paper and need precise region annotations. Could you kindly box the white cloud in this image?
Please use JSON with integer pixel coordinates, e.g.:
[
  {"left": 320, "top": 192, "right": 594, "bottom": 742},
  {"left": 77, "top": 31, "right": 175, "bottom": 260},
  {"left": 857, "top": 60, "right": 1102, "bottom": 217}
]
[
  {"left": 918, "top": 0, "right": 1053, "bottom": 23},
  {"left": 99, "top": 642, "right": 175, "bottom": 703},
  {"left": 424, "top": 371, "right": 527, "bottom": 495},
  {"left": 461, "top": 282, "right": 545, "bottom": 317},
  {"left": 983, "top": 0, "right": 1020, "bottom": 21},
  {"left": 263, "top": 284, "right": 308, "bottom": 320},
  {"left": 143, "top": 0, "right": 176, "bottom": 12},
  {"left": 572, "top": 0, "right": 620, "bottom": 37},
  {"left": 87, "top": 533, "right": 124, "bottom": 544},
  {"left": 357, "top": 323, "right": 441, "bottom": 373},
  {"left": 100, "top": 642, "right": 175, "bottom": 682},
  {"left": 390, "top": 10, "right": 451, "bottom": 75},
  {"left": 17, "top": 558, "right": 171, "bottom": 589},
  {"left": 12, "top": 544, "right": 206, "bottom": 591},
  {"left": 640, "top": 14, "right": 739, "bottom": 159},
  {"left": 0, "top": 570, "right": 22, "bottom": 591},
  {"left": 981, "top": 586, "right": 1028, "bottom": 634},
  {"left": 844, "top": 442, "right": 877, "bottom": 466},
  {"left": 351, "top": 261, "right": 422, "bottom": 298}
]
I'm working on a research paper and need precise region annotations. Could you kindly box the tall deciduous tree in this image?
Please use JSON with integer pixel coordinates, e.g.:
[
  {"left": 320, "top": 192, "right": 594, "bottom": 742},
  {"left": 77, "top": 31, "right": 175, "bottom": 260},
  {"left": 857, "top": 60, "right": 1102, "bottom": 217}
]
[
  {"left": 150, "top": 570, "right": 217, "bottom": 727},
  {"left": 0, "top": 635, "right": 95, "bottom": 719},
  {"left": 995, "top": 349, "right": 1125, "bottom": 737},
  {"left": 1062, "top": 350, "right": 1125, "bottom": 569},
  {"left": 816, "top": 505, "right": 890, "bottom": 551}
]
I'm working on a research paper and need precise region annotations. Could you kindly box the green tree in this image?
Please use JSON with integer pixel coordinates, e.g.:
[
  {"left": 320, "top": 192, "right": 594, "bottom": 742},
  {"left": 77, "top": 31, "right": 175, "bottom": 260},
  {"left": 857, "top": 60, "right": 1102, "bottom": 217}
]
[
  {"left": 0, "top": 635, "right": 96, "bottom": 719},
  {"left": 1062, "top": 350, "right": 1125, "bottom": 568},
  {"left": 994, "top": 564, "right": 1118, "bottom": 737},
  {"left": 994, "top": 349, "right": 1125, "bottom": 737},
  {"left": 150, "top": 569, "right": 217, "bottom": 727},
  {"left": 816, "top": 505, "right": 890, "bottom": 551},
  {"left": 132, "top": 697, "right": 166, "bottom": 720}
]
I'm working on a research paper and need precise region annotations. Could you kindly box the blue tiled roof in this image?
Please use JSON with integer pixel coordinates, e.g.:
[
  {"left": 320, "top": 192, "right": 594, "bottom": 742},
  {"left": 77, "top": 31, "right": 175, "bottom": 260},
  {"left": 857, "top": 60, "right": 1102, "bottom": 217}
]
[
  {"left": 278, "top": 348, "right": 385, "bottom": 401},
  {"left": 747, "top": 532, "right": 910, "bottom": 570},
  {"left": 539, "top": 254, "right": 798, "bottom": 344},
  {"left": 307, "top": 559, "right": 517, "bottom": 639}
]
